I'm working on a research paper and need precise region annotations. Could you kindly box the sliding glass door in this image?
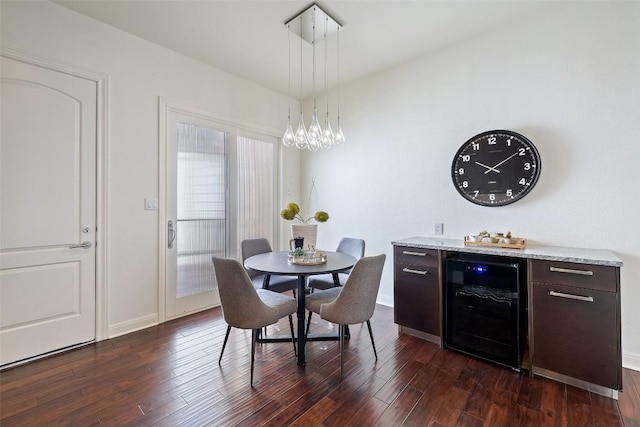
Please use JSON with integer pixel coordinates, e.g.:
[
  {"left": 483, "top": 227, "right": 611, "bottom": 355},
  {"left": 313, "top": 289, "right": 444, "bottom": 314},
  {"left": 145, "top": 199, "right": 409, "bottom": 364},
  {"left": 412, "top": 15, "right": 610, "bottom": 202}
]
[{"left": 162, "top": 103, "right": 278, "bottom": 319}]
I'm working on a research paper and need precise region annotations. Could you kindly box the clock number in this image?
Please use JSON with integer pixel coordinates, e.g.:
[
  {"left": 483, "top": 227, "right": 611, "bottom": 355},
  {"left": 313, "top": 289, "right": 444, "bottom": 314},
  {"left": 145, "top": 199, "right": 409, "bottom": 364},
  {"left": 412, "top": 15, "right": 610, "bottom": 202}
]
[
  {"left": 461, "top": 154, "right": 470, "bottom": 162},
  {"left": 524, "top": 163, "right": 531, "bottom": 170},
  {"left": 519, "top": 148, "right": 526, "bottom": 156},
  {"left": 462, "top": 181, "right": 469, "bottom": 188},
  {"left": 519, "top": 178, "right": 526, "bottom": 185},
  {"left": 472, "top": 142, "right": 480, "bottom": 150},
  {"left": 506, "top": 189, "right": 513, "bottom": 197},
  {"left": 488, "top": 137, "right": 497, "bottom": 145},
  {"left": 474, "top": 190, "right": 479, "bottom": 197},
  {"left": 458, "top": 168, "right": 464, "bottom": 175},
  {"left": 489, "top": 194, "right": 496, "bottom": 201},
  {"left": 507, "top": 138, "right": 512, "bottom": 146}
]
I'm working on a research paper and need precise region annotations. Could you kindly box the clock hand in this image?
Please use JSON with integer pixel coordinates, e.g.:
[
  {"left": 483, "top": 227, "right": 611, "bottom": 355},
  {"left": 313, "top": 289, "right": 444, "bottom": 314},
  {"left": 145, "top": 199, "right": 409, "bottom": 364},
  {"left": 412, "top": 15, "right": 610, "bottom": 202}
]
[
  {"left": 485, "top": 152, "right": 519, "bottom": 174},
  {"left": 475, "top": 161, "right": 500, "bottom": 174}
]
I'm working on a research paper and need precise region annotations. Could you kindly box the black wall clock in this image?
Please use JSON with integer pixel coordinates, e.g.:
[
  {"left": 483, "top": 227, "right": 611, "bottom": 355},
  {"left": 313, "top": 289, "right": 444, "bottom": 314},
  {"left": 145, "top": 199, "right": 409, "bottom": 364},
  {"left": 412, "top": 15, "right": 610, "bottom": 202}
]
[{"left": 451, "top": 130, "right": 541, "bottom": 206}]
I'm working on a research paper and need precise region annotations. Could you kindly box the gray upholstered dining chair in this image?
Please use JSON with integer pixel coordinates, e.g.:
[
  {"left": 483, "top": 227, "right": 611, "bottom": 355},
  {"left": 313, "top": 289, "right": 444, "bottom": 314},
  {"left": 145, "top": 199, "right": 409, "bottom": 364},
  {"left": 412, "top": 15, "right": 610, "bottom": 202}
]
[
  {"left": 212, "top": 256, "right": 297, "bottom": 387},
  {"left": 304, "top": 253, "right": 386, "bottom": 380},
  {"left": 307, "top": 237, "right": 365, "bottom": 291},
  {"left": 241, "top": 238, "right": 298, "bottom": 297}
]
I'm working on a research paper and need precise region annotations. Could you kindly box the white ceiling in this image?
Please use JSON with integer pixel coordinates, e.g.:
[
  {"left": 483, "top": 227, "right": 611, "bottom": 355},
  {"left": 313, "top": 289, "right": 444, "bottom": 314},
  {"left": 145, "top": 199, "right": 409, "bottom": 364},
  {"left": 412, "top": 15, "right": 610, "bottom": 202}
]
[{"left": 53, "top": 0, "right": 553, "bottom": 98}]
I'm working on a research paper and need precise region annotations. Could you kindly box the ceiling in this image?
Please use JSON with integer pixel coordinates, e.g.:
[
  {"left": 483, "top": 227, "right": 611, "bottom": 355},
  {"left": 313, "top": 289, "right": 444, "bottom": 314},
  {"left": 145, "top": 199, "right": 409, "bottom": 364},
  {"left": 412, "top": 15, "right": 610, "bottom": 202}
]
[{"left": 53, "top": 0, "right": 553, "bottom": 98}]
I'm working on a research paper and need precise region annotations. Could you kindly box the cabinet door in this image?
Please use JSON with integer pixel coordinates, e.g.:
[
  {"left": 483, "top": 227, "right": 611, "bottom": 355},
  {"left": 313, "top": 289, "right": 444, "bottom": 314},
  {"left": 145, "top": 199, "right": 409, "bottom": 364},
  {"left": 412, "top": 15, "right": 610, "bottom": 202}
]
[
  {"left": 532, "top": 282, "right": 620, "bottom": 389},
  {"left": 394, "top": 263, "right": 440, "bottom": 336}
]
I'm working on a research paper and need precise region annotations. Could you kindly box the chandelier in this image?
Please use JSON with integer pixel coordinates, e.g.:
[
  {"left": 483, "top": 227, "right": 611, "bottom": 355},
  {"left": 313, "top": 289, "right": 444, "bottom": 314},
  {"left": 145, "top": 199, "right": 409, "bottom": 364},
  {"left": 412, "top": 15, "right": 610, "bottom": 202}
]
[{"left": 282, "top": 4, "right": 345, "bottom": 151}]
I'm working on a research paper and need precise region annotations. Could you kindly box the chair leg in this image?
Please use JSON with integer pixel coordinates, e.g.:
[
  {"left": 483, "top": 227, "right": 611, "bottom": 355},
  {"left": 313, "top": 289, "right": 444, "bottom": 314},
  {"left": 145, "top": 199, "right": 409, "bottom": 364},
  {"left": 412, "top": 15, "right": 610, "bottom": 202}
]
[
  {"left": 288, "top": 315, "right": 297, "bottom": 358},
  {"left": 306, "top": 311, "right": 313, "bottom": 337},
  {"left": 251, "top": 329, "right": 257, "bottom": 387},
  {"left": 366, "top": 320, "right": 378, "bottom": 360},
  {"left": 219, "top": 325, "right": 231, "bottom": 365},
  {"left": 339, "top": 324, "right": 345, "bottom": 381}
]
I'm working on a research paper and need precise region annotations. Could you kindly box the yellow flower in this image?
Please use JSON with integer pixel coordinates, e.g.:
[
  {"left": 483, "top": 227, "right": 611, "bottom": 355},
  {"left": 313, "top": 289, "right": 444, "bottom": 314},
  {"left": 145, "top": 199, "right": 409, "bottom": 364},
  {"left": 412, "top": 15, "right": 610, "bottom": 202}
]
[
  {"left": 280, "top": 208, "right": 296, "bottom": 221},
  {"left": 286, "top": 203, "right": 300, "bottom": 215},
  {"left": 314, "top": 211, "right": 329, "bottom": 223}
]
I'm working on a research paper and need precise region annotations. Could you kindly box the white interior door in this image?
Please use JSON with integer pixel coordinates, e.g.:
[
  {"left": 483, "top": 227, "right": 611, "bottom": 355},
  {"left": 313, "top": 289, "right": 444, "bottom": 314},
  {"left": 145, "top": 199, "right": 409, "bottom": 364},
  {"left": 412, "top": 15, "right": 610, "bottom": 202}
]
[
  {"left": 0, "top": 55, "right": 97, "bottom": 366},
  {"left": 164, "top": 111, "right": 226, "bottom": 319}
]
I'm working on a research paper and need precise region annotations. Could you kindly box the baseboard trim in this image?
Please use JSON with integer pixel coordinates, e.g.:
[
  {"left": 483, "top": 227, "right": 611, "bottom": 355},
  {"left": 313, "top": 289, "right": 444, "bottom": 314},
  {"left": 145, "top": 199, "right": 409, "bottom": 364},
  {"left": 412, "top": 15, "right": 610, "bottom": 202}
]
[
  {"left": 376, "top": 294, "right": 394, "bottom": 307},
  {"left": 108, "top": 313, "right": 158, "bottom": 339},
  {"left": 623, "top": 351, "right": 640, "bottom": 372}
]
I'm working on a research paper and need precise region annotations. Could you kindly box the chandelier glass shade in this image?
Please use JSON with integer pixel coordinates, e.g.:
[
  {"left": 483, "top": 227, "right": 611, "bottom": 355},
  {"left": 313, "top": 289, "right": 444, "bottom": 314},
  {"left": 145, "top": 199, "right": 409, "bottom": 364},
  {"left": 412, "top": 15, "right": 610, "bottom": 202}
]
[{"left": 282, "top": 4, "right": 344, "bottom": 151}]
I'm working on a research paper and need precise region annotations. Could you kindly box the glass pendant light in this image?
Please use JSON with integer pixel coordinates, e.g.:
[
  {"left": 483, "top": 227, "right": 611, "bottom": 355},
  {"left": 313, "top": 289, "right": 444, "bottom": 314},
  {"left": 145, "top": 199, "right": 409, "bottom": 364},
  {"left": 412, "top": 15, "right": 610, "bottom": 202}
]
[
  {"left": 282, "top": 121, "right": 295, "bottom": 146},
  {"left": 283, "top": 4, "right": 343, "bottom": 151},
  {"left": 306, "top": 7, "right": 321, "bottom": 152},
  {"left": 294, "top": 111, "right": 309, "bottom": 149},
  {"left": 322, "top": 115, "right": 334, "bottom": 148},
  {"left": 320, "top": 15, "right": 334, "bottom": 149},
  {"left": 294, "top": 15, "right": 308, "bottom": 150},
  {"left": 334, "top": 118, "right": 345, "bottom": 145},
  {"left": 282, "top": 24, "right": 296, "bottom": 146}
]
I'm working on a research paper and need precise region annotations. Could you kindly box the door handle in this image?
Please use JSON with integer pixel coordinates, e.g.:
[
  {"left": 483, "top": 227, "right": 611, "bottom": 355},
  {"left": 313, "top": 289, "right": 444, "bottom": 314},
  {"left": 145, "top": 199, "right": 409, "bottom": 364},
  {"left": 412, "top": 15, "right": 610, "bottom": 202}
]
[
  {"left": 69, "top": 241, "right": 92, "bottom": 249},
  {"left": 168, "top": 220, "right": 176, "bottom": 249}
]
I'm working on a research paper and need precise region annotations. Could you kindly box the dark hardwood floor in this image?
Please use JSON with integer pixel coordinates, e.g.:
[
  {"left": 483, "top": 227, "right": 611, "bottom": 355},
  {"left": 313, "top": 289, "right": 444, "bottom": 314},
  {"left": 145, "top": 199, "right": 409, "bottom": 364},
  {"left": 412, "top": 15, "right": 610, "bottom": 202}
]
[{"left": 1, "top": 301, "right": 639, "bottom": 426}]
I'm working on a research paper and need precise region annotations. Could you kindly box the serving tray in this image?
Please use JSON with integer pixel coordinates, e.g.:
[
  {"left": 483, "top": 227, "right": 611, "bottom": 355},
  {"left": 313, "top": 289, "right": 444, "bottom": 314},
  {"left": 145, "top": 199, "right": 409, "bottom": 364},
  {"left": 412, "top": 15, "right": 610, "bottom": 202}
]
[
  {"left": 464, "top": 236, "right": 526, "bottom": 250},
  {"left": 287, "top": 252, "right": 327, "bottom": 265}
]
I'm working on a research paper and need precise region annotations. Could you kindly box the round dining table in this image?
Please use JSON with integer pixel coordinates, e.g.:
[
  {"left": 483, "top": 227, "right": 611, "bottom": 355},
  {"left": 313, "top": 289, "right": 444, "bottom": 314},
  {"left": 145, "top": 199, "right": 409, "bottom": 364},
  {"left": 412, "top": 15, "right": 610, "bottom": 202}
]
[{"left": 244, "top": 250, "right": 356, "bottom": 366}]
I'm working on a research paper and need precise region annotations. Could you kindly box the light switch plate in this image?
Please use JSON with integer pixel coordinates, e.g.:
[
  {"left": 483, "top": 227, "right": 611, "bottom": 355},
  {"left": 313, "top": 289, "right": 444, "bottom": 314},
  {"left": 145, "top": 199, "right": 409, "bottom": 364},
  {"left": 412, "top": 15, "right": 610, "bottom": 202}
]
[{"left": 145, "top": 198, "right": 158, "bottom": 210}]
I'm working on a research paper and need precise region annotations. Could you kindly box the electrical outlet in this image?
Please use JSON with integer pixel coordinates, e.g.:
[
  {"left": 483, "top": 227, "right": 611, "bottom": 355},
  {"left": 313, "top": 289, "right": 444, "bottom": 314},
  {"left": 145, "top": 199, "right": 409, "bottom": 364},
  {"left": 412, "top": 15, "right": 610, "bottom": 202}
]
[{"left": 433, "top": 223, "right": 444, "bottom": 235}]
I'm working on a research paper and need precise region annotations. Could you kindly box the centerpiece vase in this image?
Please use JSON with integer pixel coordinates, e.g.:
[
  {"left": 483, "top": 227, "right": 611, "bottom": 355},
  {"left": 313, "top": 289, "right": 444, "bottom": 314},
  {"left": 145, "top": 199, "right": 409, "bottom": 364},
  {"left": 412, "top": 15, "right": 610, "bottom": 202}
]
[{"left": 291, "top": 223, "right": 318, "bottom": 251}]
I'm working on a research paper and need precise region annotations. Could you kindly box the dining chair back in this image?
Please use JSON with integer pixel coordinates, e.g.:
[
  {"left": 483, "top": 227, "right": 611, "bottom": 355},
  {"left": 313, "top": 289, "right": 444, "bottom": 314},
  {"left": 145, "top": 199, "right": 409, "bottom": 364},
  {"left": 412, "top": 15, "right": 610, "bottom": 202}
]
[
  {"left": 308, "top": 237, "right": 365, "bottom": 290},
  {"left": 305, "top": 253, "right": 386, "bottom": 380},
  {"left": 241, "top": 238, "right": 298, "bottom": 295},
  {"left": 212, "top": 256, "right": 297, "bottom": 386}
]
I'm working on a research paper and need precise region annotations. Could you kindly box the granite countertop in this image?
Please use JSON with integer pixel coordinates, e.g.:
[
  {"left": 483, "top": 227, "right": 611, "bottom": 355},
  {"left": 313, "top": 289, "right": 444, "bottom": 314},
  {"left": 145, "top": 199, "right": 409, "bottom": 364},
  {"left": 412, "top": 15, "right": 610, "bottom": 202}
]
[{"left": 392, "top": 236, "right": 623, "bottom": 267}]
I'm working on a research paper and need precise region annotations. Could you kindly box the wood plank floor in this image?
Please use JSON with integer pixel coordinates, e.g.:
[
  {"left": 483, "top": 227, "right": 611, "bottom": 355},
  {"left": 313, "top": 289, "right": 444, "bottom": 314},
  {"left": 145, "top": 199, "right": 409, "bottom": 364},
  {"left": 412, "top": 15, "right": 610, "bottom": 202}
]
[{"left": 1, "top": 302, "right": 639, "bottom": 426}]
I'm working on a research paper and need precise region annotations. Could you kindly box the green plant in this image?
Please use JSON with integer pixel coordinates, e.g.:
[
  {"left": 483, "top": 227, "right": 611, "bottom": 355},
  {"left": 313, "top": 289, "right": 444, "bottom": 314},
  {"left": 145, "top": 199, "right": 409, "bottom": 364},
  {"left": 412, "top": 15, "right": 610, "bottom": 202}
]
[
  {"left": 290, "top": 247, "right": 305, "bottom": 257},
  {"left": 281, "top": 178, "right": 330, "bottom": 223}
]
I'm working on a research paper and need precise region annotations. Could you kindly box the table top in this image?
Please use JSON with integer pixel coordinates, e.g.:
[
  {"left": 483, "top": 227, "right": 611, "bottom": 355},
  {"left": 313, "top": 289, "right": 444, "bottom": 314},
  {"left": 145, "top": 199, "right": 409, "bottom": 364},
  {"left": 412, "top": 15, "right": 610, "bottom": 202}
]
[{"left": 244, "top": 251, "right": 356, "bottom": 276}]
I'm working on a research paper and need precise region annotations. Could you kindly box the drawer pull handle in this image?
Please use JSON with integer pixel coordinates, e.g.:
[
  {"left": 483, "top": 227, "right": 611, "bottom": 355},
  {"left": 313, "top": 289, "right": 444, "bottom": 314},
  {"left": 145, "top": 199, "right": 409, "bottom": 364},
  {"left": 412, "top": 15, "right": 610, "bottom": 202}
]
[
  {"left": 549, "top": 290, "right": 594, "bottom": 302},
  {"left": 403, "top": 268, "right": 428, "bottom": 275},
  {"left": 549, "top": 266, "right": 594, "bottom": 276},
  {"left": 402, "top": 250, "right": 428, "bottom": 257}
]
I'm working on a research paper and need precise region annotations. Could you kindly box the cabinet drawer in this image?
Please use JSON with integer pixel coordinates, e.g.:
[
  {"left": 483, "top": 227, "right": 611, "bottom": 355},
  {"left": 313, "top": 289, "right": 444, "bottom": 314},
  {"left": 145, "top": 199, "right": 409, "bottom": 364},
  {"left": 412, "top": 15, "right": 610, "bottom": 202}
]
[
  {"left": 394, "top": 246, "right": 438, "bottom": 268},
  {"left": 394, "top": 265, "right": 440, "bottom": 335},
  {"left": 530, "top": 260, "right": 618, "bottom": 292},
  {"left": 395, "top": 263, "right": 439, "bottom": 283},
  {"left": 532, "top": 282, "right": 621, "bottom": 389}
]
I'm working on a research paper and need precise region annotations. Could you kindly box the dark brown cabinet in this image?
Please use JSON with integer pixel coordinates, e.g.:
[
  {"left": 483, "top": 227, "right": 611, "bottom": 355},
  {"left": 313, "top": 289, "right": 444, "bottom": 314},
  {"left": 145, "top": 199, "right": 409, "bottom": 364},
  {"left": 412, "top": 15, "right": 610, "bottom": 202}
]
[
  {"left": 393, "top": 246, "right": 440, "bottom": 338},
  {"left": 531, "top": 260, "right": 622, "bottom": 390},
  {"left": 393, "top": 239, "right": 623, "bottom": 394}
]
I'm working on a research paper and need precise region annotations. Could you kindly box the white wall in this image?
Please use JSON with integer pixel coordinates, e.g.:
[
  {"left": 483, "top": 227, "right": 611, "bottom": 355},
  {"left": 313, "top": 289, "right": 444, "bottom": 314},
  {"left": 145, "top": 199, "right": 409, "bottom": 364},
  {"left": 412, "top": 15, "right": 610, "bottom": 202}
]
[
  {"left": 1, "top": 1, "right": 292, "bottom": 335},
  {"left": 300, "top": 2, "right": 640, "bottom": 369}
]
